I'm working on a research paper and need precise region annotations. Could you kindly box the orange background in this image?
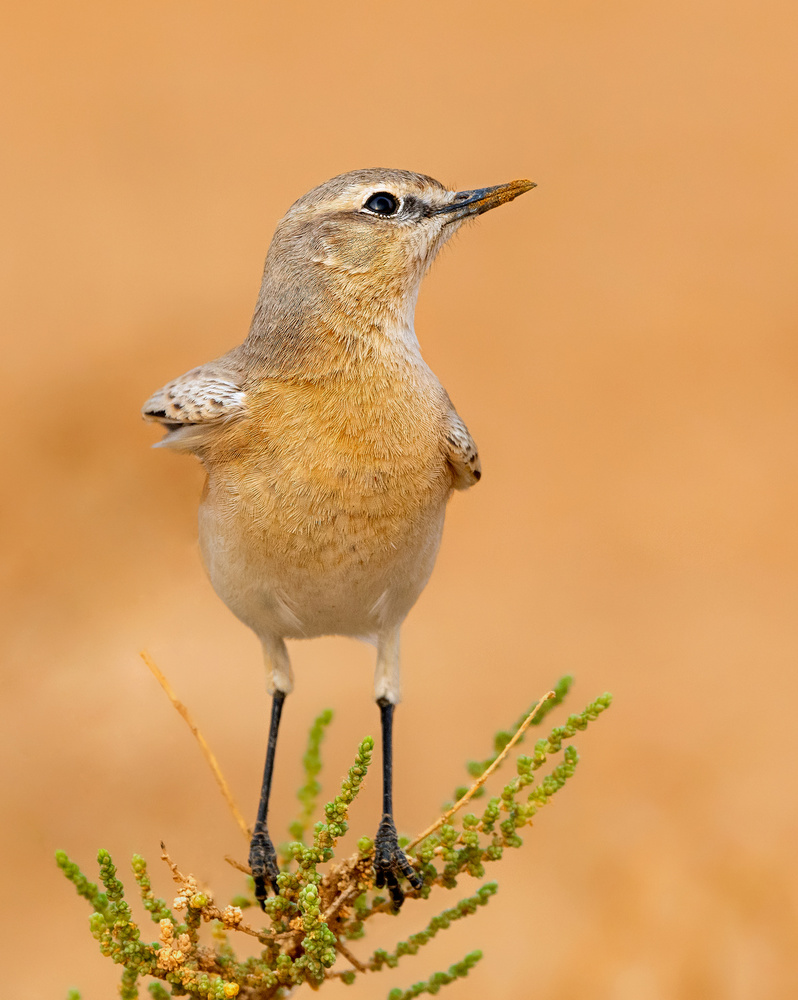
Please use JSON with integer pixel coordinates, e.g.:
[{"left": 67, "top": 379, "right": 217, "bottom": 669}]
[{"left": 2, "top": 2, "right": 797, "bottom": 997}]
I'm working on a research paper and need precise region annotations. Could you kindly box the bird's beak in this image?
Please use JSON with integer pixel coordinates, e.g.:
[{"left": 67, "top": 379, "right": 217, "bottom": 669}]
[{"left": 434, "top": 179, "right": 536, "bottom": 223}]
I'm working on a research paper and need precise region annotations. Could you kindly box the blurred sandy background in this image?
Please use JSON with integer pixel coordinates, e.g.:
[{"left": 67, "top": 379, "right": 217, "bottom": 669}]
[{"left": 2, "top": 1, "right": 797, "bottom": 997}]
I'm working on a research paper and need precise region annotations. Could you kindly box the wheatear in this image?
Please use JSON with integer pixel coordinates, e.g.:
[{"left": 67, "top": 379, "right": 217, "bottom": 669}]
[{"left": 143, "top": 169, "right": 534, "bottom": 907}]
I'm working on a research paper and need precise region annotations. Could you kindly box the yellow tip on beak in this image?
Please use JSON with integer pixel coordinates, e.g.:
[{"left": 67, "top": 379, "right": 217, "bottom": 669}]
[{"left": 435, "top": 179, "right": 537, "bottom": 222}]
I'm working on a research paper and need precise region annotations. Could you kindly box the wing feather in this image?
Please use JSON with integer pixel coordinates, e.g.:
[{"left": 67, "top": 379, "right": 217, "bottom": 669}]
[
  {"left": 444, "top": 410, "right": 481, "bottom": 490},
  {"left": 142, "top": 367, "right": 246, "bottom": 451}
]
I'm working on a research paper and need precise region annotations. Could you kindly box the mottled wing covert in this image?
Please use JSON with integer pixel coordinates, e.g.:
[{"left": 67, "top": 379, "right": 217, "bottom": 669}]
[
  {"left": 142, "top": 367, "right": 246, "bottom": 451},
  {"left": 444, "top": 410, "right": 481, "bottom": 489}
]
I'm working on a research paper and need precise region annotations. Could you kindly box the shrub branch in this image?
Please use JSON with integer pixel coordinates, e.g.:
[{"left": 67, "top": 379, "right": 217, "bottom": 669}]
[{"left": 58, "top": 674, "right": 612, "bottom": 1000}]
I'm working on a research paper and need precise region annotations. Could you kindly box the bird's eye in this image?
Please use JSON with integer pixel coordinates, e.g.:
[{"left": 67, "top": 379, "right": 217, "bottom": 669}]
[{"left": 363, "top": 191, "right": 399, "bottom": 216}]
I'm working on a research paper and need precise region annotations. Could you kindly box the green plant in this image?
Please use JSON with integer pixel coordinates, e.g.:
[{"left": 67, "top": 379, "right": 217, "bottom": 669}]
[{"left": 58, "top": 677, "right": 611, "bottom": 999}]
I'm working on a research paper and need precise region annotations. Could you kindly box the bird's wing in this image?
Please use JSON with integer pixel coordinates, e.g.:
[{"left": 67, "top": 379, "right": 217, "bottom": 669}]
[
  {"left": 142, "top": 367, "right": 247, "bottom": 451},
  {"left": 443, "top": 409, "right": 481, "bottom": 490}
]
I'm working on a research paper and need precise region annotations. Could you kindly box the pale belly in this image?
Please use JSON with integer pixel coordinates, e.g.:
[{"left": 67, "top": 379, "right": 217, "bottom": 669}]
[{"left": 198, "top": 458, "right": 452, "bottom": 642}]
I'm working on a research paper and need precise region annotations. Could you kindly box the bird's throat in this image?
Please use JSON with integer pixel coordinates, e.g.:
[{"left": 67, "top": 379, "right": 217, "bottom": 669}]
[{"left": 244, "top": 263, "right": 423, "bottom": 378}]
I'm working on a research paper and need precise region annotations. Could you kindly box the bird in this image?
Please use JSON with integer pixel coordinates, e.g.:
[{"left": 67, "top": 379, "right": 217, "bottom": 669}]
[{"left": 142, "top": 168, "right": 535, "bottom": 908}]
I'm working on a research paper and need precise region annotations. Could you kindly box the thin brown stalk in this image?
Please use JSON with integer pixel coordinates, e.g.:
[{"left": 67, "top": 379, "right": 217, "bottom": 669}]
[
  {"left": 334, "top": 938, "right": 368, "bottom": 973},
  {"left": 224, "top": 855, "right": 252, "bottom": 874},
  {"left": 141, "top": 649, "right": 251, "bottom": 841},
  {"left": 322, "top": 885, "right": 358, "bottom": 923},
  {"left": 406, "top": 690, "right": 555, "bottom": 851}
]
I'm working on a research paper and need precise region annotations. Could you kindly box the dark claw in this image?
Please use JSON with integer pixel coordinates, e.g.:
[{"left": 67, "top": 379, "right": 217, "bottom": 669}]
[
  {"left": 249, "top": 825, "right": 279, "bottom": 909},
  {"left": 374, "top": 815, "right": 422, "bottom": 909}
]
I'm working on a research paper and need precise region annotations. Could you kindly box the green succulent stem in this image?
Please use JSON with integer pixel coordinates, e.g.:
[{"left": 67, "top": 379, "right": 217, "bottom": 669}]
[{"left": 286, "top": 709, "right": 334, "bottom": 848}]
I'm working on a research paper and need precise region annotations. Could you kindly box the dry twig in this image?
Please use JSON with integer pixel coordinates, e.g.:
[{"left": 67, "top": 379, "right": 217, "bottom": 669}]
[
  {"left": 141, "top": 650, "right": 251, "bottom": 841},
  {"left": 334, "top": 938, "right": 368, "bottom": 973},
  {"left": 406, "top": 690, "right": 555, "bottom": 851}
]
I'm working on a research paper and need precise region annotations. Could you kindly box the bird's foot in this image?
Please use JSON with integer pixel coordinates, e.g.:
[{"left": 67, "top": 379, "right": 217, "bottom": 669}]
[
  {"left": 374, "top": 814, "right": 422, "bottom": 909},
  {"left": 249, "top": 825, "right": 280, "bottom": 909}
]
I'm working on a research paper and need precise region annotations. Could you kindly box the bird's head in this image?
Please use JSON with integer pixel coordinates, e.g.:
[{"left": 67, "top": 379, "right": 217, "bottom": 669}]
[{"left": 258, "top": 169, "right": 535, "bottom": 337}]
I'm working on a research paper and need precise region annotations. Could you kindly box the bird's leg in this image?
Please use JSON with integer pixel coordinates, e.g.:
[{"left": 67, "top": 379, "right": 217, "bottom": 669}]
[
  {"left": 374, "top": 697, "right": 422, "bottom": 908},
  {"left": 249, "top": 690, "right": 285, "bottom": 908}
]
